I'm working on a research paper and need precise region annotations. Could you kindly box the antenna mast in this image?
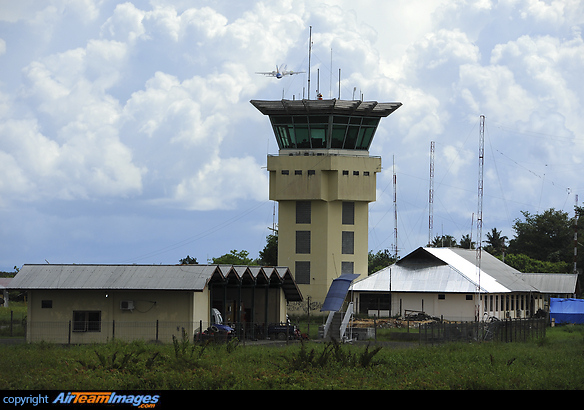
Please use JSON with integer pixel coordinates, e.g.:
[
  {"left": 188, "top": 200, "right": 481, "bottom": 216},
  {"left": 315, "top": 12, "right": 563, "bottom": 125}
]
[
  {"left": 393, "top": 155, "right": 398, "bottom": 257},
  {"left": 428, "top": 141, "right": 435, "bottom": 246},
  {"left": 307, "top": 26, "right": 312, "bottom": 100},
  {"left": 476, "top": 115, "right": 485, "bottom": 319},
  {"left": 574, "top": 194, "right": 579, "bottom": 274}
]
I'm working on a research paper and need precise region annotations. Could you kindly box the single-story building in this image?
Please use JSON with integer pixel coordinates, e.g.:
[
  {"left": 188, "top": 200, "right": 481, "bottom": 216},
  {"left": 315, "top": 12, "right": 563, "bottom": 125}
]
[
  {"left": 350, "top": 247, "right": 577, "bottom": 322},
  {"left": 8, "top": 264, "right": 302, "bottom": 343}
]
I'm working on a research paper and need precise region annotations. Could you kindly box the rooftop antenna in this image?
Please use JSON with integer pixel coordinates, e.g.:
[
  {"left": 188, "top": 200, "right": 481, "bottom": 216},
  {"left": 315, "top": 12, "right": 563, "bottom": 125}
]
[
  {"left": 338, "top": 68, "right": 341, "bottom": 99},
  {"left": 307, "top": 26, "right": 312, "bottom": 100},
  {"left": 330, "top": 48, "right": 333, "bottom": 99}
]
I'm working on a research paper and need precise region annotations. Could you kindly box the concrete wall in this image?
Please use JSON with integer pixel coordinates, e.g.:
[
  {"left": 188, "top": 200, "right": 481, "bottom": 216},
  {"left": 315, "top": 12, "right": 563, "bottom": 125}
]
[
  {"left": 26, "top": 289, "right": 206, "bottom": 343},
  {"left": 26, "top": 285, "right": 291, "bottom": 343},
  {"left": 269, "top": 154, "right": 377, "bottom": 309}
]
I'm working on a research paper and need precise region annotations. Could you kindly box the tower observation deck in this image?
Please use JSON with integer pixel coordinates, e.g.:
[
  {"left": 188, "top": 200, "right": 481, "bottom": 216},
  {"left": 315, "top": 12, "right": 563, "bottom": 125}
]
[
  {"left": 251, "top": 99, "right": 401, "bottom": 153},
  {"left": 251, "top": 98, "right": 401, "bottom": 311}
]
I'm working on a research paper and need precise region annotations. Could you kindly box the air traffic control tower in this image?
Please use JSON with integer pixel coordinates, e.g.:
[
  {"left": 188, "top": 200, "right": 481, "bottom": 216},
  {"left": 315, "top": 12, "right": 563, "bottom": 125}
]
[{"left": 250, "top": 98, "right": 402, "bottom": 310}]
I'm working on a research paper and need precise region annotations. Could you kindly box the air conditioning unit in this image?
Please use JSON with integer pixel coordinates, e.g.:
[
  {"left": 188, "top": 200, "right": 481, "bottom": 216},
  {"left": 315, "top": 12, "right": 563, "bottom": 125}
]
[{"left": 120, "top": 300, "right": 134, "bottom": 311}]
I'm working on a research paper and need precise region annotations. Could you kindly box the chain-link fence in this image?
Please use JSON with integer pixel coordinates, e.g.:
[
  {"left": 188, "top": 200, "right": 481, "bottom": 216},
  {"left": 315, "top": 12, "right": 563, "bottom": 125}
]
[
  {"left": 0, "top": 309, "right": 26, "bottom": 338},
  {"left": 15, "top": 319, "right": 302, "bottom": 344},
  {"left": 419, "top": 318, "right": 547, "bottom": 345}
]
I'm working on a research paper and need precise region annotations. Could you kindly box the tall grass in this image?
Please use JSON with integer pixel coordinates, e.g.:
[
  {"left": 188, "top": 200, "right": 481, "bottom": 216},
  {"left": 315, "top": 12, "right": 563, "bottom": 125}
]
[
  {"left": 0, "top": 302, "right": 26, "bottom": 337},
  {"left": 0, "top": 325, "right": 583, "bottom": 389}
]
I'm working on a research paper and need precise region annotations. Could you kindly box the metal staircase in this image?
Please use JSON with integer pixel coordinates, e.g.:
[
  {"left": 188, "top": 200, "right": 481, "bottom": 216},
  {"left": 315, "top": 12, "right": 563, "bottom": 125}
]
[{"left": 323, "top": 302, "right": 354, "bottom": 341}]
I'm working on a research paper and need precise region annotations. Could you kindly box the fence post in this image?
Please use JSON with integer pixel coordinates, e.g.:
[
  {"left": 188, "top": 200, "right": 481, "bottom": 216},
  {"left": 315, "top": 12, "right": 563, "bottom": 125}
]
[
  {"left": 68, "top": 320, "right": 71, "bottom": 345},
  {"left": 10, "top": 310, "right": 13, "bottom": 337},
  {"left": 156, "top": 320, "right": 159, "bottom": 342}
]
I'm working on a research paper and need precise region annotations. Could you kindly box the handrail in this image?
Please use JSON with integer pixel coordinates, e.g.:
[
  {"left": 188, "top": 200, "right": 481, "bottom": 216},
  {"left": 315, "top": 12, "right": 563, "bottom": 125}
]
[
  {"left": 339, "top": 302, "right": 354, "bottom": 341},
  {"left": 323, "top": 311, "right": 335, "bottom": 339}
]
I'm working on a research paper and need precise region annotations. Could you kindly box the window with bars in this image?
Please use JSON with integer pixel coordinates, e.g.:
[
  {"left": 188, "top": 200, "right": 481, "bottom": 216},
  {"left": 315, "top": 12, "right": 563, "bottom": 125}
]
[
  {"left": 341, "top": 261, "right": 354, "bottom": 274},
  {"left": 342, "top": 202, "right": 354, "bottom": 225},
  {"left": 295, "top": 261, "right": 310, "bottom": 284},
  {"left": 342, "top": 231, "right": 354, "bottom": 254},
  {"left": 296, "top": 230, "right": 311, "bottom": 254},
  {"left": 73, "top": 311, "right": 101, "bottom": 332},
  {"left": 296, "top": 201, "right": 311, "bottom": 224}
]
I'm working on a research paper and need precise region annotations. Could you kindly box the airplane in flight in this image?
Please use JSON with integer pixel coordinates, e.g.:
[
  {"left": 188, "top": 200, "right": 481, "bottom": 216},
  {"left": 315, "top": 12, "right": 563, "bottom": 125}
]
[{"left": 256, "top": 64, "right": 305, "bottom": 79}]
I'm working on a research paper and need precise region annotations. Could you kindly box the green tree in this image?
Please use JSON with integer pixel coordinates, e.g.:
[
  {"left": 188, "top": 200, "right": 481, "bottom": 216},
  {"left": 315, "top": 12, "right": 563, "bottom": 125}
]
[
  {"left": 368, "top": 249, "right": 398, "bottom": 275},
  {"left": 258, "top": 234, "right": 278, "bottom": 266},
  {"left": 484, "top": 228, "right": 507, "bottom": 256},
  {"left": 212, "top": 250, "right": 254, "bottom": 265},
  {"left": 429, "top": 235, "right": 457, "bottom": 248},
  {"left": 179, "top": 255, "right": 198, "bottom": 265},
  {"left": 502, "top": 253, "right": 570, "bottom": 273},
  {"left": 459, "top": 234, "right": 475, "bottom": 249},
  {"left": 507, "top": 209, "right": 572, "bottom": 263}
]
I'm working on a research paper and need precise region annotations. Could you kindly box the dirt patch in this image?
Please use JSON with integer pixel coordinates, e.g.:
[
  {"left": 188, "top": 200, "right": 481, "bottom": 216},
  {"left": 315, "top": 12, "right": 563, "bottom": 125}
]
[{"left": 350, "top": 318, "right": 433, "bottom": 329}]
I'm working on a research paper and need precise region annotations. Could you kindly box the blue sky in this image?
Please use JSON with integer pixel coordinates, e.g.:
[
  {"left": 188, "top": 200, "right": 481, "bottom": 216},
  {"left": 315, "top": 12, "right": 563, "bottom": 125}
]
[{"left": 1, "top": 0, "right": 583, "bottom": 271}]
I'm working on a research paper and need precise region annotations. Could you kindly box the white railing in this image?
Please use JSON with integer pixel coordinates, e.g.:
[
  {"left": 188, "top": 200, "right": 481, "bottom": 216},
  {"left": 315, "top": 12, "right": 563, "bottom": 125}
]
[
  {"left": 339, "top": 302, "right": 354, "bottom": 341},
  {"left": 323, "top": 311, "right": 335, "bottom": 339}
]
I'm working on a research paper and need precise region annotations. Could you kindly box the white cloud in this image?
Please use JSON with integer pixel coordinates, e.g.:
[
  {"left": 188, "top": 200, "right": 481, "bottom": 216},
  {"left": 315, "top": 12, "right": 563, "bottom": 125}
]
[
  {"left": 1, "top": 0, "right": 583, "bottom": 268},
  {"left": 171, "top": 156, "right": 268, "bottom": 211}
]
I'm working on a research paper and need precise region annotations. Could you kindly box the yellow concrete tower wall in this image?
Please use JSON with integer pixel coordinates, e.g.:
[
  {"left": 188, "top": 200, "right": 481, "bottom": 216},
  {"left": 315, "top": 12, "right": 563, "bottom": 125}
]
[{"left": 268, "top": 154, "right": 380, "bottom": 308}]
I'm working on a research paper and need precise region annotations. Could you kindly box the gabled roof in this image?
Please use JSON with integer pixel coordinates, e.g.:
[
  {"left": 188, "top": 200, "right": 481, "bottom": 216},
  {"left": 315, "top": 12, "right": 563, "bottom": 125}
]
[
  {"left": 8, "top": 264, "right": 303, "bottom": 301},
  {"left": 351, "top": 247, "right": 540, "bottom": 294}
]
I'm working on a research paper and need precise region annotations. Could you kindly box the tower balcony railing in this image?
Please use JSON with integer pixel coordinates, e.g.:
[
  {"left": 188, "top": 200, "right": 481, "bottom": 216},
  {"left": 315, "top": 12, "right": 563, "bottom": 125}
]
[{"left": 268, "top": 149, "right": 380, "bottom": 158}]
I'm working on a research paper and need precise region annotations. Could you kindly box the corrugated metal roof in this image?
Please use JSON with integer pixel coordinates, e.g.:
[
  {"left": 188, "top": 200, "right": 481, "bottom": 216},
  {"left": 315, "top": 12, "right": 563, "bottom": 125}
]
[
  {"left": 9, "top": 265, "right": 216, "bottom": 291},
  {"left": 351, "top": 247, "right": 542, "bottom": 294},
  {"left": 8, "top": 265, "right": 303, "bottom": 301},
  {"left": 0, "top": 278, "right": 11, "bottom": 289},
  {"left": 425, "top": 248, "right": 534, "bottom": 292},
  {"left": 444, "top": 248, "right": 537, "bottom": 292},
  {"left": 516, "top": 273, "right": 578, "bottom": 294},
  {"left": 352, "top": 264, "right": 480, "bottom": 293}
]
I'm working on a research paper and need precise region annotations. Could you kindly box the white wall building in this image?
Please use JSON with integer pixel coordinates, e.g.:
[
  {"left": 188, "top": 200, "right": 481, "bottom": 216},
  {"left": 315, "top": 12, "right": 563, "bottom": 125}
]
[{"left": 350, "top": 247, "right": 577, "bottom": 322}]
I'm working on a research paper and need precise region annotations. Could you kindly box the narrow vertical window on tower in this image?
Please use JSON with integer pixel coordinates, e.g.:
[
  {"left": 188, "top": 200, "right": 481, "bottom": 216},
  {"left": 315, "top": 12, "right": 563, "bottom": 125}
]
[
  {"left": 296, "top": 231, "right": 311, "bottom": 254},
  {"left": 341, "top": 261, "right": 354, "bottom": 274},
  {"left": 342, "top": 231, "right": 354, "bottom": 254},
  {"left": 342, "top": 202, "right": 355, "bottom": 225},
  {"left": 295, "top": 261, "right": 311, "bottom": 284},
  {"left": 296, "top": 201, "right": 311, "bottom": 224}
]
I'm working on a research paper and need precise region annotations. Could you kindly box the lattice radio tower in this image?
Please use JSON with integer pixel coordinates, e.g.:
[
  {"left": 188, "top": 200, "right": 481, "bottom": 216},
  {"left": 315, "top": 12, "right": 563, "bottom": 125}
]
[
  {"left": 476, "top": 115, "right": 485, "bottom": 318},
  {"left": 428, "top": 141, "right": 435, "bottom": 246},
  {"left": 393, "top": 155, "right": 398, "bottom": 257}
]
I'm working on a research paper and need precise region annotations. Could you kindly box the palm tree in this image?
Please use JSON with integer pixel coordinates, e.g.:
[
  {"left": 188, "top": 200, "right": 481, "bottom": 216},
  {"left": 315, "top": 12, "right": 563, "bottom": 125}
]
[
  {"left": 430, "top": 235, "right": 457, "bottom": 248},
  {"left": 459, "top": 234, "right": 475, "bottom": 249},
  {"left": 485, "top": 228, "right": 507, "bottom": 256}
]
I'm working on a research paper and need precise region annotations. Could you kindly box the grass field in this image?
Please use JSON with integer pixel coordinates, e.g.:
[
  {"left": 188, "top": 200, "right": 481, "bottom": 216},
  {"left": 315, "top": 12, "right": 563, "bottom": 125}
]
[{"left": 0, "top": 324, "right": 583, "bottom": 390}]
